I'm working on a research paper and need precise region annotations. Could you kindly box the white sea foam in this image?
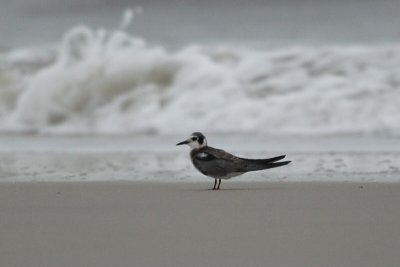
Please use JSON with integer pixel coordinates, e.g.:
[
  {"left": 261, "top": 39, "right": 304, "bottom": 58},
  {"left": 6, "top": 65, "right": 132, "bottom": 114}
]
[{"left": 1, "top": 21, "right": 400, "bottom": 135}]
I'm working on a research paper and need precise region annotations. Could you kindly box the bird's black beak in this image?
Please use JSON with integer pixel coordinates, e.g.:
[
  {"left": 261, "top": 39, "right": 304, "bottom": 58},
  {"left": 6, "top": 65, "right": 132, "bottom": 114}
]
[{"left": 176, "top": 140, "right": 189, "bottom": 146}]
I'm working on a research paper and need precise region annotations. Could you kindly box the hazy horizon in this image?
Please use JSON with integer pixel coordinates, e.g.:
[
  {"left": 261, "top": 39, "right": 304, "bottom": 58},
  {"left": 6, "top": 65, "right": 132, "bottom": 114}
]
[{"left": 2, "top": 0, "right": 400, "bottom": 48}]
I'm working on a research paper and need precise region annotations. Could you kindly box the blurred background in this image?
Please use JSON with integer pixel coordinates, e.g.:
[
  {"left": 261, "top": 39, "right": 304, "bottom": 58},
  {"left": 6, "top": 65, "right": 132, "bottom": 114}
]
[
  {"left": 2, "top": 0, "right": 400, "bottom": 48},
  {"left": 1, "top": 0, "right": 400, "bottom": 182},
  {"left": 1, "top": 0, "right": 400, "bottom": 136}
]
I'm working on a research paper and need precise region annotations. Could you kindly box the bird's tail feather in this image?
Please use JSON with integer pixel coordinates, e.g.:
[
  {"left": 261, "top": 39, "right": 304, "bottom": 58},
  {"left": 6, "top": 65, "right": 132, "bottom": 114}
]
[
  {"left": 239, "top": 159, "right": 291, "bottom": 172},
  {"left": 263, "top": 161, "right": 291, "bottom": 169},
  {"left": 239, "top": 155, "right": 286, "bottom": 163},
  {"left": 261, "top": 155, "right": 286, "bottom": 163}
]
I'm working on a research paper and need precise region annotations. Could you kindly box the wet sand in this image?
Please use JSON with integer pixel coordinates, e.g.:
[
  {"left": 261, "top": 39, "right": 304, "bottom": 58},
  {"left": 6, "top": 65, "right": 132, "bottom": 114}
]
[{"left": 1, "top": 181, "right": 399, "bottom": 267}]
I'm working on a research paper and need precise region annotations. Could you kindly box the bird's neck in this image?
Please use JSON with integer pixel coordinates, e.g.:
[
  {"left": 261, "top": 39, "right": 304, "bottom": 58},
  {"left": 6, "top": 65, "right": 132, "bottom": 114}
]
[{"left": 190, "top": 145, "right": 207, "bottom": 151}]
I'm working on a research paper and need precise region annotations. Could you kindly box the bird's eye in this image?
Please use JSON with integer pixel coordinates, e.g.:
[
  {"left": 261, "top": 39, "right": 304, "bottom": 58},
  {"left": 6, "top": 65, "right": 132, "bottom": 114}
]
[{"left": 191, "top": 137, "right": 198, "bottom": 141}]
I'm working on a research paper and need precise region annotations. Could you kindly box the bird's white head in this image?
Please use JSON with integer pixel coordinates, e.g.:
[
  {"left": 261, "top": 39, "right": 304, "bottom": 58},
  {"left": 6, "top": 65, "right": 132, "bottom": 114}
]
[{"left": 176, "top": 132, "right": 207, "bottom": 149}]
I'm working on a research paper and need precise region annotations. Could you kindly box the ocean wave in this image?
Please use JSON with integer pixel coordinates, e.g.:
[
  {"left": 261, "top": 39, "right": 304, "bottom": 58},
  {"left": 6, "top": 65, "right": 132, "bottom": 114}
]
[{"left": 1, "top": 23, "right": 400, "bottom": 135}]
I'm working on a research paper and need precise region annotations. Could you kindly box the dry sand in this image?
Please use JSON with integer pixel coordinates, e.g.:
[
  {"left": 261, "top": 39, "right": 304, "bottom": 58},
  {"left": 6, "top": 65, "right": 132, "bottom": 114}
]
[{"left": 1, "top": 182, "right": 400, "bottom": 267}]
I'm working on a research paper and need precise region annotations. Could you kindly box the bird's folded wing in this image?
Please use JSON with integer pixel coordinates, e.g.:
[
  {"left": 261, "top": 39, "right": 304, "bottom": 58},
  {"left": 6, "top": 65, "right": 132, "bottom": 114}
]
[
  {"left": 193, "top": 148, "right": 244, "bottom": 176},
  {"left": 195, "top": 148, "right": 290, "bottom": 173},
  {"left": 238, "top": 155, "right": 285, "bottom": 163}
]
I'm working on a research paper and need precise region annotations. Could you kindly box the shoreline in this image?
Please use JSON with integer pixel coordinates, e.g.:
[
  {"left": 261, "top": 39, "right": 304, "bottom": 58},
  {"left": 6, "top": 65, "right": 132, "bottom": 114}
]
[{"left": 1, "top": 135, "right": 399, "bottom": 183}]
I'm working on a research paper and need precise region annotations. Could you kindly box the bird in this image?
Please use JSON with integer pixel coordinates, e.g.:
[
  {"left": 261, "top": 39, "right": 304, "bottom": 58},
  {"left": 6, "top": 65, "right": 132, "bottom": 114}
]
[{"left": 176, "top": 132, "right": 291, "bottom": 190}]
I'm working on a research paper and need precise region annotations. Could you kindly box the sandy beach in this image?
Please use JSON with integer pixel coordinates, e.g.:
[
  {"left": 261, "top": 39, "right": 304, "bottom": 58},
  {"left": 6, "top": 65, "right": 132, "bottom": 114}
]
[{"left": 1, "top": 181, "right": 399, "bottom": 267}]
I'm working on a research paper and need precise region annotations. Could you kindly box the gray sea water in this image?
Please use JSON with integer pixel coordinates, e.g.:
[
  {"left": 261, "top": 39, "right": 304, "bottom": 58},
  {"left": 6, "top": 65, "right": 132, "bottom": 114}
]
[
  {"left": 1, "top": 0, "right": 400, "bottom": 182},
  {"left": 2, "top": 0, "right": 400, "bottom": 49}
]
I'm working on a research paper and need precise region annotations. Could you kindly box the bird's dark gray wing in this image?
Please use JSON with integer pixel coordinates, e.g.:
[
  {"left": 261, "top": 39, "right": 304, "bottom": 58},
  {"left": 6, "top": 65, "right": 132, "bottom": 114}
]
[
  {"left": 192, "top": 147, "right": 290, "bottom": 176},
  {"left": 191, "top": 147, "right": 245, "bottom": 177},
  {"left": 239, "top": 155, "right": 286, "bottom": 163}
]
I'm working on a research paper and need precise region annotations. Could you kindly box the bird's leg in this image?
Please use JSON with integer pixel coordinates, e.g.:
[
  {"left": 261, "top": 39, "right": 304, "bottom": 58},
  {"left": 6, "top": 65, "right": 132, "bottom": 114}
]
[
  {"left": 212, "top": 179, "right": 217, "bottom": 190},
  {"left": 217, "top": 179, "right": 222, "bottom": 190}
]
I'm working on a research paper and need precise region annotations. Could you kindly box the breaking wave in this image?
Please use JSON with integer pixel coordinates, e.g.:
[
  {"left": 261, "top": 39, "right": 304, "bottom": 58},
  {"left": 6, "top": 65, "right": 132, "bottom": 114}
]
[{"left": 1, "top": 21, "right": 400, "bottom": 135}]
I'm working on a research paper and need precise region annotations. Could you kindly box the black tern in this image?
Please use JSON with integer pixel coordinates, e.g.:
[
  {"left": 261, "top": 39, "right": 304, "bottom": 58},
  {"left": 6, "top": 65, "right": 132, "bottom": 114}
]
[{"left": 177, "top": 132, "right": 291, "bottom": 190}]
